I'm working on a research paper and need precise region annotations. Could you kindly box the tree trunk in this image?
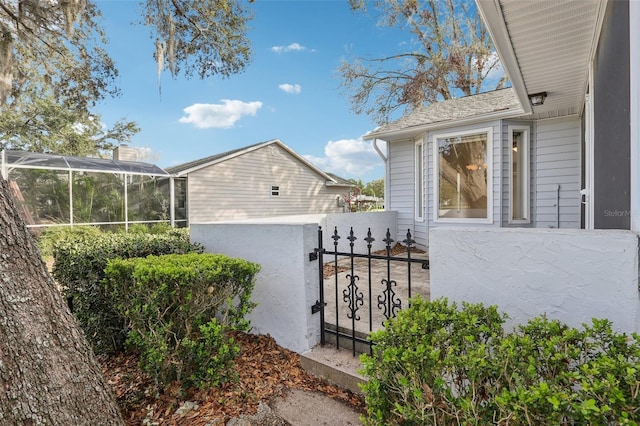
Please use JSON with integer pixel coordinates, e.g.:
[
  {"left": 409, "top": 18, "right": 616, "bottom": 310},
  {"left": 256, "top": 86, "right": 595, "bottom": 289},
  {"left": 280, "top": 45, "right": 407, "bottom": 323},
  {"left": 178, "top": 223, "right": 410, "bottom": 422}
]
[{"left": 0, "top": 177, "right": 124, "bottom": 425}]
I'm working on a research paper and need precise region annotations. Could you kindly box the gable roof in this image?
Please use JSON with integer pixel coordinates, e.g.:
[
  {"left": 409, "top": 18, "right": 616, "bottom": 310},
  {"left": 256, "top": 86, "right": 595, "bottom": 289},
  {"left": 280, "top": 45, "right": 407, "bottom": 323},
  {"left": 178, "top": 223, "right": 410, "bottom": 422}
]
[
  {"left": 364, "top": 88, "right": 523, "bottom": 141},
  {"left": 325, "top": 172, "right": 355, "bottom": 187},
  {"left": 165, "top": 139, "right": 353, "bottom": 187},
  {"left": 165, "top": 141, "right": 264, "bottom": 175}
]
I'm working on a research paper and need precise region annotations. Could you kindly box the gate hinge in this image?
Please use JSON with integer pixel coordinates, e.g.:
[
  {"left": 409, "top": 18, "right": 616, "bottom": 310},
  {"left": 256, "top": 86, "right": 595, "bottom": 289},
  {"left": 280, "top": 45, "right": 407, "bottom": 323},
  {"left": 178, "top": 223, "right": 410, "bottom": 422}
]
[
  {"left": 308, "top": 249, "right": 318, "bottom": 261},
  {"left": 311, "top": 300, "right": 326, "bottom": 314}
]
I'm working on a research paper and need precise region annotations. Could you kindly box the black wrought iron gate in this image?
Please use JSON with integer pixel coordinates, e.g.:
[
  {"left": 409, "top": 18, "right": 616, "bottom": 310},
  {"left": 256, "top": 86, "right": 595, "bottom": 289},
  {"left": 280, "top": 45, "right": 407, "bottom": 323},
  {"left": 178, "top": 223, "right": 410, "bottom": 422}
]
[{"left": 309, "top": 226, "right": 429, "bottom": 356}]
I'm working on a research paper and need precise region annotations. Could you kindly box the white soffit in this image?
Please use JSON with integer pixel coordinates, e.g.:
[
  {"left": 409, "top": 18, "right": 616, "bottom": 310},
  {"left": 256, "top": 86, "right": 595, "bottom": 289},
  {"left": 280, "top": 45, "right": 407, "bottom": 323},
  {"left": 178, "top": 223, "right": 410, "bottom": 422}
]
[{"left": 489, "top": 0, "right": 604, "bottom": 120}]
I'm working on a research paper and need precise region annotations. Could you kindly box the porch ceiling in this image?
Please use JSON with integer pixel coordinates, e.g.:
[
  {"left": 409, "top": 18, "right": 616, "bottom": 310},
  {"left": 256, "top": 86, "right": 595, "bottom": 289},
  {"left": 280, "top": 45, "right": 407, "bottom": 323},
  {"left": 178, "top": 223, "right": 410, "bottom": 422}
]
[{"left": 479, "top": 0, "right": 605, "bottom": 120}]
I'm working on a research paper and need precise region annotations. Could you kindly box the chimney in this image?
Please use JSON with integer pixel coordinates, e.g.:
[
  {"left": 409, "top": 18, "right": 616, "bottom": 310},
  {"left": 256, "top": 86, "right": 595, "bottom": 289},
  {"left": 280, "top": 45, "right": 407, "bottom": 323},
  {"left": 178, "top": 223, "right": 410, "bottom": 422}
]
[{"left": 113, "top": 145, "right": 139, "bottom": 162}]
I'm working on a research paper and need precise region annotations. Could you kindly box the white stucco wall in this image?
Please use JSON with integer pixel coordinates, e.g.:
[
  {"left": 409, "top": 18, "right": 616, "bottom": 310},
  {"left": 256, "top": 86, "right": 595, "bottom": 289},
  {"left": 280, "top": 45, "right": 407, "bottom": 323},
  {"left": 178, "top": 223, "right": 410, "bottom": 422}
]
[
  {"left": 430, "top": 227, "right": 640, "bottom": 334},
  {"left": 190, "top": 211, "right": 398, "bottom": 353},
  {"left": 191, "top": 222, "right": 321, "bottom": 354},
  {"left": 209, "top": 211, "right": 398, "bottom": 254}
]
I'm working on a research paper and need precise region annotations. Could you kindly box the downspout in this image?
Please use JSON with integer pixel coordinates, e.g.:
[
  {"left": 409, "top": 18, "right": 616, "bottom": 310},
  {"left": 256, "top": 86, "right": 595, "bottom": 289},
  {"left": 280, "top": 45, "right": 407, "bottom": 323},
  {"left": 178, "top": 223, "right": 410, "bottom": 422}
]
[
  {"left": 372, "top": 139, "right": 388, "bottom": 209},
  {"left": 556, "top": 184, "right": 561, "bottom": 228}
]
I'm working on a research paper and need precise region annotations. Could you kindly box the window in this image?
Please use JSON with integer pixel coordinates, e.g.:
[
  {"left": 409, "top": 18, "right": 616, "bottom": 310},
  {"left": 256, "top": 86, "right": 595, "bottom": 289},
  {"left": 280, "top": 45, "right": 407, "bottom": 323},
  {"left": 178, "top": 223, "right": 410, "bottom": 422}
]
[
  {"left": 509, "top": 126, "right": 530, "bottom": 223},
  {"left": 271, "top": 185, "right": 280, "bottom": 196},
  {"left": 433, "top": 128, "right": 493, "bottom": 222},
  {"left": 415, "top": 141, "right": 424, "bottom": 221}
]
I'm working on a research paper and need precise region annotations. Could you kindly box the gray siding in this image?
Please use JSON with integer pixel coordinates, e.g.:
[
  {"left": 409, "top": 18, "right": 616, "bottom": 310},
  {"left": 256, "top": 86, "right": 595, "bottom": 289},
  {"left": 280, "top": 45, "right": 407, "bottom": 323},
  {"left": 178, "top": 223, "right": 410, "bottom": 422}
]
[
  {"left": 187, "top": 144, "right": 346, "bottom": 222},
  {"left": 387, "top": 140, "right": 418, "bottom": 244},
  {"left": 534, "top": 117, "right": 582, "bottom": 228},
  {"left": 386, "top": 117, "right": 582, "bottom": 249}
]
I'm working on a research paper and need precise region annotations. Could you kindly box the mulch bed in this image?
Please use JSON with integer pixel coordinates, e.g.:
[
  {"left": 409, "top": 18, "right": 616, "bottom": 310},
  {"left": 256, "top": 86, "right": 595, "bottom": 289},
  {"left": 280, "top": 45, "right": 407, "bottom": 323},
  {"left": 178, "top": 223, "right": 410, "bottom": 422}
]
[{"left": 101, "top": 332, "right": 365, "bottom": 425}]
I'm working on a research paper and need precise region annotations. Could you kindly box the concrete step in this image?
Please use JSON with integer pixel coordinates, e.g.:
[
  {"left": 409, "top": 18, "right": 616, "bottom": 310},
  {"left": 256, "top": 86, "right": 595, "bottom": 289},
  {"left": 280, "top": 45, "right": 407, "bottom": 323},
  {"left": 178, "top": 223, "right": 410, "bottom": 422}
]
[{"left": 300, "top": 343, "right": 367, "bottom": 395}]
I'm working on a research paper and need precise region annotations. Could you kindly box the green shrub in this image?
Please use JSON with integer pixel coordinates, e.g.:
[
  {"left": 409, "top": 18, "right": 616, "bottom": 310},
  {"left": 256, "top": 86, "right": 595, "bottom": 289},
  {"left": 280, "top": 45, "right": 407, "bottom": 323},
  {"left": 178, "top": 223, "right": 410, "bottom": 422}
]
[
  {"left": 494, "top": 317, "right": 640, "bottom": 425},
  {"left": 52, "top": 230, "right": 203, "bottom": 354},
  {"left": 37, "top": 225, "right": 104, "bottom": 258},
  {"left": 104, "top": 253, "right": 259, "bottom": 388},
  {"left": 361, "top": 296, "right": 506, "bottom": 425},
  {"left": 361, "top": 297, "right": 640, "bottom": 425},
  {"left": 125, "top": 222, "right": 172, "bottom": 235}
]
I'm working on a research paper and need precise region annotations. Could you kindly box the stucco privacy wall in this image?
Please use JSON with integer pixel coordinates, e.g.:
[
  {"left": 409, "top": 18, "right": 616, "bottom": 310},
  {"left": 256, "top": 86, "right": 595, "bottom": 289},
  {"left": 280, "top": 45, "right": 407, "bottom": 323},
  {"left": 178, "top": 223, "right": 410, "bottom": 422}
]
[
  {"left": 190, "top": 211, "right": 397, "bottom": 353},
  {"left": 430, "top": 227, "right": 640, "bottom": 334},
  {"left": 211, "top": 211, "right": 398, "bottom": 254},
  {"left": 191, "top": 222, "right": 320, "bottom": 354}
]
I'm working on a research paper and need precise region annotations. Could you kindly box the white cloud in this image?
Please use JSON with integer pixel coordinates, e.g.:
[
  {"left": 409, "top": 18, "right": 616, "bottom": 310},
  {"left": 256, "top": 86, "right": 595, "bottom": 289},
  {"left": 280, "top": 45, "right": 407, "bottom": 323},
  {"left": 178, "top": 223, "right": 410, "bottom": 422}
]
[
  {"left": 279, "top": 83, "right": 302, "bottom": 94},
  {"left": 270, "top": 42, "right": 307, "bottom": 53},
  {"left": 304, "top": 138, "right": 387, "bottom": 179},
  {"left": 179, "top": 100, "right": 262, "bottom": 129}
]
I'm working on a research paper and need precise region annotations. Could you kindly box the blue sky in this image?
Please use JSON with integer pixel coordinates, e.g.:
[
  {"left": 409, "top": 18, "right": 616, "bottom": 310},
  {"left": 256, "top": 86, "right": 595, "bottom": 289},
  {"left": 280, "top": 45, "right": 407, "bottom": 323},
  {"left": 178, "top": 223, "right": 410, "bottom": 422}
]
[{"left": 94, "top": 0, "right": 412, "bottom": 183}]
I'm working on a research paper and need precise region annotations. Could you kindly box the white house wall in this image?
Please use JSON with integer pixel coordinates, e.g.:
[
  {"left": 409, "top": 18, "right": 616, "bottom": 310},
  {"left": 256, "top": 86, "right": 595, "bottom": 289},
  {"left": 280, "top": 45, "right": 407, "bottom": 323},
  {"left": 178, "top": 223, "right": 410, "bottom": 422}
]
[
  {"left": 187, "top": 144, "right": 346, "bottom": 222},
  {"left": 534, "top": 117, "right": 582, "bottom": 229}
]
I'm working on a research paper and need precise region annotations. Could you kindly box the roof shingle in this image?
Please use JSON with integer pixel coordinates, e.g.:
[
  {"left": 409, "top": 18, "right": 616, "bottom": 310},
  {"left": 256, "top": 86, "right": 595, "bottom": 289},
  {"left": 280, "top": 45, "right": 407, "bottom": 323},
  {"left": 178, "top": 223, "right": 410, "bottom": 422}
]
[{"left": 366, "top": 88, "right": 521, "bottom": 139}]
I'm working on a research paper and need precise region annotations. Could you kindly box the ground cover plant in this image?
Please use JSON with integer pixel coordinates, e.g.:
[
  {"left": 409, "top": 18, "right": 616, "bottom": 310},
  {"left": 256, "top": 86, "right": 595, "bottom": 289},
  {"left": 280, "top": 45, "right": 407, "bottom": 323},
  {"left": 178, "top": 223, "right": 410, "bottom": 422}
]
[{"left": 361, "top": 296, "right": 640, "bottom": 425}]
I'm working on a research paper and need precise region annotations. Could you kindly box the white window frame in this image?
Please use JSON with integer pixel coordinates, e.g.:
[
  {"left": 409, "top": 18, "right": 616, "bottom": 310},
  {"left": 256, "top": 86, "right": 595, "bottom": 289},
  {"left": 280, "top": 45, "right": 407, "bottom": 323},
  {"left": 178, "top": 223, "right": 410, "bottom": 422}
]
[
  {"left": 433, "top": 127, "right": 493, "bottom": 224},
  {"left": 415, "top": 140, "right": 425, "bottom": 221},
  {"left": 508, "top": 125, "right": 531, "bottom": 224}
]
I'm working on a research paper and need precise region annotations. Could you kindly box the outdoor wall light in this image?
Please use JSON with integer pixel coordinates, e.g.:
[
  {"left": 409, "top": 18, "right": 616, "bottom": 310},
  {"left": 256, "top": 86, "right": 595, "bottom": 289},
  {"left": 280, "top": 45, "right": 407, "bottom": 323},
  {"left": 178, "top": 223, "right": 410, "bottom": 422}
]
[{"left": 528, "top": 91, "right": 547, "bottom": 106}]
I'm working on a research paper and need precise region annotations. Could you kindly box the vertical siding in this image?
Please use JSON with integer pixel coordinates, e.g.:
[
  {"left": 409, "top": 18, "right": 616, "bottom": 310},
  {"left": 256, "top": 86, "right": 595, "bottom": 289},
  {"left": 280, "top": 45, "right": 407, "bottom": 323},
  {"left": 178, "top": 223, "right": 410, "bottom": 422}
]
[
  {"left": 187, "top": 144, "right": 347, "bottom": 222},
  {"left": 534, "top": 117, "right": 582, "bottom": 228},
  {"left": 427, "top": 120, "right": 502, "bottom": 231}
]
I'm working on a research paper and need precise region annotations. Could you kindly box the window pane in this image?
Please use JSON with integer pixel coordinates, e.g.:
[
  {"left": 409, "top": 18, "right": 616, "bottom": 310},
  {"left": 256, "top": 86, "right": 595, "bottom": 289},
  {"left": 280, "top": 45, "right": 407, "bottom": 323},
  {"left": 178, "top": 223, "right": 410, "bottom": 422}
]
[
  {"left": 73, "top": 172, "right": 124, "bottom": 224},
  {"left": 438, "top": 133, "right": 488, "bottom": 219},
  {"left": 127, "top": 175, "right": 170, "bottom": 222},
  {"left": 512, "top": 131, "right": 526, "bottom": 220},
  {"left": 8, "top": 168, "right": 70, "bottom": 225},
  {"left": 173, "top": 178, "right": 187, "bottom": 221},
  {"left": 415, "top": 143, "right": 423, "bottom": 219}
]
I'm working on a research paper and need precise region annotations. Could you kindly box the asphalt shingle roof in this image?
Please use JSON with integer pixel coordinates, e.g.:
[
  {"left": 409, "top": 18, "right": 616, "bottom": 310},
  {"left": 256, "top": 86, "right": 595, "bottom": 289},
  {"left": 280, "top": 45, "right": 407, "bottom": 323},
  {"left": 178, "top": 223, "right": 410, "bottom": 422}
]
[{"left": 367, "top": 88, "right": 520, "bottom": 138}]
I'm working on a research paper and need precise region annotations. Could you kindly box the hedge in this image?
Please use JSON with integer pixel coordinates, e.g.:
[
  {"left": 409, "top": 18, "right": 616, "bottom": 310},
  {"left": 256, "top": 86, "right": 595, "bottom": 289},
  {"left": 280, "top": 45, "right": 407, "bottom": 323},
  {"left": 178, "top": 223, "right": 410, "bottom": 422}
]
[
  {"left": 52, "top": 229, "right": 203, "bottom": 354},
  {"left": 361, "top": 296, "right": 640, "bottom": 425},
  {"left": 104, "top": 253, "right": 259, "bottom": 387}
]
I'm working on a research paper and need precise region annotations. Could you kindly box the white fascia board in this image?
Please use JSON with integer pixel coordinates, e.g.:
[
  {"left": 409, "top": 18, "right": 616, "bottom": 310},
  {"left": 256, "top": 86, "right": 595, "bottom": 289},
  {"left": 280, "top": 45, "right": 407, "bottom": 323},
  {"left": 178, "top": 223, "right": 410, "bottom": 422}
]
[
  {"left": 172, "top": 140, "right": 278, "bottom": 176},
  {"left": 270, "top": 140, "right": 338, "bottom": 182},
  {"left": 325, "top": 182, "right": 355, "bottom": 188},
  {"left": 174, "top": 138, "right": 337, "bottom": 183},
  {"left": 475, "top": 0, "right": 532, "bottom": 116}
]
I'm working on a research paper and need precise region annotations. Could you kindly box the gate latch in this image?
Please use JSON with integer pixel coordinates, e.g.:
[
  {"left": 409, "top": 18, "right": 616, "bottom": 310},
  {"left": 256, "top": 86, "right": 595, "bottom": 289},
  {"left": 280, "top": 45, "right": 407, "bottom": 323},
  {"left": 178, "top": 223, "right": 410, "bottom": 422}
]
[{"left": 311, "top": 300, "right": 326, "bottom": 314}]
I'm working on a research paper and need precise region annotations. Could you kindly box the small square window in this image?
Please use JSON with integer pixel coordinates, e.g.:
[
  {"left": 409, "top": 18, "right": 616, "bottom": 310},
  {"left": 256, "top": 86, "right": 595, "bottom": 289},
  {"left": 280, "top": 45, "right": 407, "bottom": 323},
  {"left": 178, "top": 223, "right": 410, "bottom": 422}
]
[{"left": 271, "top": 185, "right": 280, "bottom": 196}]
